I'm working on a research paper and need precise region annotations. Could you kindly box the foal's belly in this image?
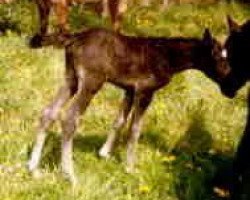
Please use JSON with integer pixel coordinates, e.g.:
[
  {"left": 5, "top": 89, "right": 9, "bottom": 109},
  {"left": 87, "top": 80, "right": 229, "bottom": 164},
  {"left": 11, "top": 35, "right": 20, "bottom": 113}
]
[{"left": 109, "top": 74, "right": 168, "bottom": 92}]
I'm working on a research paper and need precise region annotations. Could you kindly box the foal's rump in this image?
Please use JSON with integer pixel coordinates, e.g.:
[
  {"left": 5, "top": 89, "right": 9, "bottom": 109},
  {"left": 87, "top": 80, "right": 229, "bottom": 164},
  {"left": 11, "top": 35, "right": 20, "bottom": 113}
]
[{"left": 28, "top": 28, "right": 114, "bottom": 48}]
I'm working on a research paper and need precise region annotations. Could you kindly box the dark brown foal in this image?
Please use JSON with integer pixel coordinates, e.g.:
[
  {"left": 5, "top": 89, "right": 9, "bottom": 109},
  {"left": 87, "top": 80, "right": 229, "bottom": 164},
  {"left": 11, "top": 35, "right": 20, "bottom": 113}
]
[{"left": 28, "top": 28, "right": 230, "bottom": 183}]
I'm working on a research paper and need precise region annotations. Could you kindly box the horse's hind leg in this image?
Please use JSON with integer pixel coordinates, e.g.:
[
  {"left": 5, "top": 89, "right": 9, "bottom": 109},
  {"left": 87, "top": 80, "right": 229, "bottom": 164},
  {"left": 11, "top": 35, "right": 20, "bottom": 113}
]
[
  {"left": 99, "top": 89, "right": 134, "bottom": 158},
  {"left": 61, "top": 71, "right": 104, "bottom": 184},
  {"left": 126, "top": 91, "right": 153, "bottom": 173}
]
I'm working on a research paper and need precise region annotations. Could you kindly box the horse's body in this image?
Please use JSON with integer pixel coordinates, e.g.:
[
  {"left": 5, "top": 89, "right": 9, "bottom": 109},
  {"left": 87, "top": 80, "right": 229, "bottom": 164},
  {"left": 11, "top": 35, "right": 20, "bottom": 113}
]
[
  {"left": 218, "top": 17, "right": 250, "bottom": 199},
  {"left": 28, "top": 28, "right": 229, "bottom": 184}
]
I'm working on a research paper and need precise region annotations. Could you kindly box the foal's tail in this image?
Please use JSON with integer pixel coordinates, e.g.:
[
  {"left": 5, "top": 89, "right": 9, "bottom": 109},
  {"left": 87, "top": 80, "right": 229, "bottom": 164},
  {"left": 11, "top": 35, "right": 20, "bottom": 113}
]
[{"left": 29, "top": 32, "right": 79, "bottom": 48}]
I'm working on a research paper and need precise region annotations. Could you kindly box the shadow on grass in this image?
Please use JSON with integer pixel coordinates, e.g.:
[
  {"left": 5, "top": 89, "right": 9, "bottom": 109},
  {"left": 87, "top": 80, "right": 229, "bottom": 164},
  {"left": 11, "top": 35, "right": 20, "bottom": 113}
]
[
  {"left": 171, "top": 119, "right": 234, "bottom": 200},
  {"left": 142, "top": 116, "right": 235, "bottom": 200}
]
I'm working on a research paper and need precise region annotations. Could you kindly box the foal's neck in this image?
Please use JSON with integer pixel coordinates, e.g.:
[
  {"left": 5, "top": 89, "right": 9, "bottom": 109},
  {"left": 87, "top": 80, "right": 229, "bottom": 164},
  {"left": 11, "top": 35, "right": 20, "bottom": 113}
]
[{"left": 155, "top": 38, "right": 202, "bottom": 72}]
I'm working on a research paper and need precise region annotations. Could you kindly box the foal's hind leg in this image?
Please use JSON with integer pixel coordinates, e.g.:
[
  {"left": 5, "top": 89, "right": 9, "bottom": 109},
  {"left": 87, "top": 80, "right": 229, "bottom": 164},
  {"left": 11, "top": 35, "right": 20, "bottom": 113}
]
[
  {"left": 61, "top": 72, "right": 104, "bottom": 184},
  {"left": 99, "top": 89, "right": 134, "bottom": 158},
  {"left": 126, "top": 91, "right": 153, "bottom": 173},
  {"left": 28, "top": 63, "right": 77, "bottom": 175},
  {"left": 28, "top": 85, "right": 74, "bottom": 175}
]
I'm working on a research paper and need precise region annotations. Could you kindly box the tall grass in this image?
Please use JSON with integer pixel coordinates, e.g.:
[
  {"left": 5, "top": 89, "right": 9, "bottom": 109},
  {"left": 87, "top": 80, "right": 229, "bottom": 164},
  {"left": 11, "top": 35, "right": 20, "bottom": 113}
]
[{"left": 0, "top": 1, "right": 250, "bottom": 200}]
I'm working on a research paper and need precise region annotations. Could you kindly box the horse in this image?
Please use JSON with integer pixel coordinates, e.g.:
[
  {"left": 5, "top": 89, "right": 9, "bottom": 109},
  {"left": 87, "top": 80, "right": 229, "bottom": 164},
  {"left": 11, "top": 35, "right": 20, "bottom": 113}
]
[
  {"left": 28, "top": 28, "right": 230, "bottom": 184},
  {"left": 33, "top": 0, "right": 172, "bottom": 36},
  {"left": 215, "top": 17, "right": 250, "bottom": 200},
  {"left": 34, "top": 0, "right": 122, "bottom": 35},
  {"left": 0, "top": 0, "right": 14, "bottom": 3}
]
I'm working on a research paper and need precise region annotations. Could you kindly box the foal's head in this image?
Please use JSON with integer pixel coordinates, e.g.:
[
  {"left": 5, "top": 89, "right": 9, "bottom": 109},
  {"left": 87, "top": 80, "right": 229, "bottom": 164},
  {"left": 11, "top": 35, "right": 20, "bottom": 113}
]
[
  {"left": 196, "top": 29, "right": 230, "bottom": 86},
  {"left": 220, "top": 16, "right": 250, "bottom": 98}
]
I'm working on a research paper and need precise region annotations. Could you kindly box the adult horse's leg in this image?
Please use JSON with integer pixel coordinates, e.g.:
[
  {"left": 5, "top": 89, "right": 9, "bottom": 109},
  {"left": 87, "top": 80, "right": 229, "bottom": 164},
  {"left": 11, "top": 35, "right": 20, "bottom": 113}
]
[
  {"left": 28, "top": 51, "right": 77, "bottom": 174},
  {"left": 126, "top": 91, "right": 153, "bottom": 173},
  {"left": 230, "top": 89, "right": 250, "bottom": 199},
  {"left": 102, "top": 0, "right": 109, "bottom": 18},
  {"left": 35, "top": 0, "right": 51, "bottom": 35},
  {"left": 61, "top": 70, "right": 104, "bottom": 184},
  {"left": 99, "top": 89, "right": 134, "bottom": 158},
  {"left": 141, "top": 0, "right": 150, "bottom": 6},
  {"left": 108, "top": 0, "right": 121, "bottom": 31},
  {"left": 53, "top": 0, "right": 70, "bottom": 33},
  {"left": 161, "top": 0, "right": 169, "bottom": 10}
]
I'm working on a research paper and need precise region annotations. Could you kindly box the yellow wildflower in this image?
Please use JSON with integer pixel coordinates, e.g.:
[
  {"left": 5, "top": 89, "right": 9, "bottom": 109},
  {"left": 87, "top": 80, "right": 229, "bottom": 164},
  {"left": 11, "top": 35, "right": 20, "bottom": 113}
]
[
  {"left": 162, "top": 154, "right": 176, "bottom": 163},
  {"left": 139, "top": 185, "right": 150, "bottom": 194}
]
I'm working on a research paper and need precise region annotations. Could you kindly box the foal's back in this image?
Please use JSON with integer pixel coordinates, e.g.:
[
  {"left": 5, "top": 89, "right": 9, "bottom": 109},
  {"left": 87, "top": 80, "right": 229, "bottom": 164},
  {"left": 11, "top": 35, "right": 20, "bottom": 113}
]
[{"left": 68, "top": 28, "right": 201, "bottom": 90}]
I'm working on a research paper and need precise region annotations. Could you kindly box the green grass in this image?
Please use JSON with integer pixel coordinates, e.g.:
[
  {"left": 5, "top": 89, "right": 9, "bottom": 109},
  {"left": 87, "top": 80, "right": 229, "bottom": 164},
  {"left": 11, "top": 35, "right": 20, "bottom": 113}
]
[{"left": 0, "top": 1, "right": 250, "bottom": 200}]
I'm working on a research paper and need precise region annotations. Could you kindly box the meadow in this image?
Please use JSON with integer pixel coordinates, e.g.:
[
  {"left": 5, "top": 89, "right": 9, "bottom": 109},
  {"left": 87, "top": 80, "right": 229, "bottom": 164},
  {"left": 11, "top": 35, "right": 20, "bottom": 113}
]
[{"left": 0, "top": 1, "right": 250, "bottom": 199}]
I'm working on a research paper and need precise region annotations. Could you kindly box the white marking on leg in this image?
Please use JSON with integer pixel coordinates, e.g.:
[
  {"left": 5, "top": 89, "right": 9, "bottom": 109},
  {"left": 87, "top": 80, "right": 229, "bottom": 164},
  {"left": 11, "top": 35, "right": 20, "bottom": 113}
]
[
  {"left": 28, "top": 131, "right": 46, "bottom": 172},
  {"left": 61, "top": 134, "right": 77, "bottom": 185},
  {"left": 126, "top": 120, "right": 142, "bottom": 173},
  {"left": 99, "top": 115, "right": 125, "bottom": 158}
]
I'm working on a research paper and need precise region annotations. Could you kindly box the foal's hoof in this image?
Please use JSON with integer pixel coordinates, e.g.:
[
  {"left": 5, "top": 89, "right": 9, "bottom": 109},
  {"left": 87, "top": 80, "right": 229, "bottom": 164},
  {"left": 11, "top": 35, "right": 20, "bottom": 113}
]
[
  {"left": 98, "top": 147, "right": 111, "bottom": 159},
  {"left": 68, "top": 175, "right": 78, "bottom": 187},
  {"left": 62, "top": 172, "right": 78, "bottom": 186},
  {"left": 125, "top": 165, "right": 136, "bottom": 174},
  {"left": 31, "top": 169, "right": 43, "bottom": 179},
  {"left": 27, "top": 162, "right": 43, "bottom": 179}
]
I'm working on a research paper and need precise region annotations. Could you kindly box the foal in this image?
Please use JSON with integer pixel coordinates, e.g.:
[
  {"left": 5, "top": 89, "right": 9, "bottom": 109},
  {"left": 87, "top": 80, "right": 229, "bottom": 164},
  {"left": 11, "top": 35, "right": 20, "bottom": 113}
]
[
  {"left": 34, "top": 0, "right": 122, "bottom": 35},
  {"left": 28, "top": 28, "right": 229, "bottom": 183}
]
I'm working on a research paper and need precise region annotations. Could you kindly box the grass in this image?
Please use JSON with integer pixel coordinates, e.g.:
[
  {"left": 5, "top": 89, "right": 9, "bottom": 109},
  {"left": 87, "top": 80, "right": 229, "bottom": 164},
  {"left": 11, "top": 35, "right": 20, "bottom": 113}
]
[{"left": 0, "top": 1, "right": 250, "bottom": 200}]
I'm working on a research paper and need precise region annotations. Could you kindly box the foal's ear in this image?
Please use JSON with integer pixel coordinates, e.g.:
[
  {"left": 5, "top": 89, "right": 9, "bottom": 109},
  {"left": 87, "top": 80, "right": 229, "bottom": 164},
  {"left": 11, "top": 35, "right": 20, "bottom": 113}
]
[
  {"left": 227, "top": 15, "right": 240, "bottom": 33},
  {"left": 202, "top": 28, "right": 213, "bottom": 46}
]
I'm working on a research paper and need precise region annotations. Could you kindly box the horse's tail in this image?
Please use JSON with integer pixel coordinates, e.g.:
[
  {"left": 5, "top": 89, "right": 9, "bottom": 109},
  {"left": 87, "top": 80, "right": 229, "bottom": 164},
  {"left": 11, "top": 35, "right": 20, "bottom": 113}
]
[{"left": 29, "top": 32, "right": 77, "bottom": 48}]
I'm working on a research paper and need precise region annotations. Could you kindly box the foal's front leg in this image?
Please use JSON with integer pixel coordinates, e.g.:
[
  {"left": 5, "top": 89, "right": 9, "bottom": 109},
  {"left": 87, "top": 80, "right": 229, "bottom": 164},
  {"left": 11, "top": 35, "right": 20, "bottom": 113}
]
[
  {"left": 99, "top": 89, "right": 134, "bottom": 158},
  {"left": 61, "top": 73, "right": 103, "bottom": 184},
  {"left": 126, "top": 91, "right": 153, "bottom": 173},
  {"left": 28, "top": 85, "right": 72, "bottom": 175}
]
